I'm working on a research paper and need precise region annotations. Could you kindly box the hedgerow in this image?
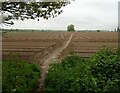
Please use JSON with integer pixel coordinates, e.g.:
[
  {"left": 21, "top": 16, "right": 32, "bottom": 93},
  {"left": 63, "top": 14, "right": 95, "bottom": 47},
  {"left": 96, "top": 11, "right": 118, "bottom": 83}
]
[
  {"left": 90, "top": 48, "right": 120, "bottom": 91},
  {"left": 2, "top": 56, "right": 41, "bottom": 92},
  {"left": 45, "top": 48, "right": 120, "bottom": 92}
]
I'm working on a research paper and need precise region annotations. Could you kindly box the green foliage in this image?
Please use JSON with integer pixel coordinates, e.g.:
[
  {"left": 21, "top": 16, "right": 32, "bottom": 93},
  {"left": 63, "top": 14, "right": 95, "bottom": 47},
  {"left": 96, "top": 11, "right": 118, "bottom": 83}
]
[
  {"left": 97, "top": 30, "right": 100, "bottom": 32},
  {"left": 90, "top": 48, "right": 120, "bottom": 91},
  {"left": 1, "top": 1, "right": 71, "bottom": 25},
  {"left": 45, "top": 54, "right": 98, "bottom": 92},
  {"left": 45, "top": 48, "right": 120, "bottom": 92},
  {"left": 67, "top": 24, "right": 75, "bottom": 32},
  {"left": 2, "top": 57, "right": 41, "bottom": 92}
]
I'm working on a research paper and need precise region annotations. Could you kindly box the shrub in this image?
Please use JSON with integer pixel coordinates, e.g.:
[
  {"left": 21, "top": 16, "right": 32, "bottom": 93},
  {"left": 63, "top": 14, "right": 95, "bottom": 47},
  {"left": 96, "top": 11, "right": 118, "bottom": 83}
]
[
  {"left": 45, "top": 48, "right": 120, "bottom": 92},
  {"left": 2, "top": 57, "right": 40, "bottom": 92},
  {"left": 45, "top": 54, "right": 99, "bottom": 92},
  {"left": 90, "top": 48, "right": 120, "bottom": 91}
]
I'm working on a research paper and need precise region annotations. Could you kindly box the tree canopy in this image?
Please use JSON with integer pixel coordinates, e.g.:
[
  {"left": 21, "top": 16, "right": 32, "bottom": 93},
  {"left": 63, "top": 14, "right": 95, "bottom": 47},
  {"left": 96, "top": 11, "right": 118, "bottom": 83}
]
[
  {"left": 0, "top": 0, "right": 71, "bottom": 25},
  {"left": 67, "top": 24, "right": 75, "bottom": 32}
]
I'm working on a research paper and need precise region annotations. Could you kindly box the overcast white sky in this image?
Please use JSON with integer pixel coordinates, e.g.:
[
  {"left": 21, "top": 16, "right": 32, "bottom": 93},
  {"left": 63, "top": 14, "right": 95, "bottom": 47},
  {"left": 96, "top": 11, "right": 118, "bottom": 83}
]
[{"left": 2, "top": 0, "right": 120, "bottom": 30}]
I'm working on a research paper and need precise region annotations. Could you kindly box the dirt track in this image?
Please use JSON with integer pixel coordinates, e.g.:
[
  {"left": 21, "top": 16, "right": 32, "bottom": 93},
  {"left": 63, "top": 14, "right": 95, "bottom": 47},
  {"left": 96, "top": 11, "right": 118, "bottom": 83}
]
[{"left": 37, "top": 33, "right": 74, "bottom": 91}]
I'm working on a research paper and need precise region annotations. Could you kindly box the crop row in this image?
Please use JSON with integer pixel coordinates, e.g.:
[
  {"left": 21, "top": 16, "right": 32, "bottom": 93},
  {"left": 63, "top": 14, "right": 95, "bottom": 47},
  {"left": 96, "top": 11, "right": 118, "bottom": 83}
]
[
  {"left": 2, "top": 32, "right": 119, "bottom": 61},
  {"left": 3, "top": 32, "right": 71, "bottom": 41}
]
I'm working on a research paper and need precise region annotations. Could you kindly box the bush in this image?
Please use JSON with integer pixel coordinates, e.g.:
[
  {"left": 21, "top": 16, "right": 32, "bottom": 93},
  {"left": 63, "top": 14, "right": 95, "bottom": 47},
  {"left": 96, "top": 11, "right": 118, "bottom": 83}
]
[
  {"left": 45, "top": 54, "right": 98, "bottom": 92},
  {"left": 90, "top": 48, "right": 120, "bottom": 91},
  {"left": 45, "top": 48, "right": 120, "bottom": 92},
  {"left": 2, "top": 57, "right": 41, "bottom": 92}
]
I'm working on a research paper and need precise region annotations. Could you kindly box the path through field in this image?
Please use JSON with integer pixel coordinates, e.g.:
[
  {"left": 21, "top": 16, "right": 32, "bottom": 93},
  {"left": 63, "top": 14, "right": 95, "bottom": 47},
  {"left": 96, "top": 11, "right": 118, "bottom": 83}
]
[{"left": 36, "top": 33, "right": 74, "bottom": 92}]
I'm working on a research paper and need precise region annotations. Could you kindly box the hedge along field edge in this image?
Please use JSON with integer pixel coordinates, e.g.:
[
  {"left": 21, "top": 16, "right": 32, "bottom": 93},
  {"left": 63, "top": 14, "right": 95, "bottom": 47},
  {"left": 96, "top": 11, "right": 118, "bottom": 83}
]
[
  {"left": 44, "top": 48, "right": 120, "bottom": 92},
  {"left": 2, "top": 54, "right": 41, "bottom": 92}
]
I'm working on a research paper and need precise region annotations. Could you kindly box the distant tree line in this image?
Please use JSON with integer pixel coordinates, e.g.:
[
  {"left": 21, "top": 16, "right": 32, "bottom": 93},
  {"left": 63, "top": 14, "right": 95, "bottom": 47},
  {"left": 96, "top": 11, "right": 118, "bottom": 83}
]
[{"left": 1, "top": 28, "right": 45, "bottom": 32}]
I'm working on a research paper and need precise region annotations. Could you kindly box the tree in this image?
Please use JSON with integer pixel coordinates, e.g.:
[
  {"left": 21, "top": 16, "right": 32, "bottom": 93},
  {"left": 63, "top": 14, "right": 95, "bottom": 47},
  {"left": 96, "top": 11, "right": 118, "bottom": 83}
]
[
  {"left": 117, "top": 27, "right": 120, "bottom": 32},
  {"left": 97, "top": 30, "right": 100, "bottom": 32},
  {"left": 0, "top": 0, "right": 71, "bottom": 25},
  {"left": 67, "top": 24, "right": 75, "bottom": 32}
]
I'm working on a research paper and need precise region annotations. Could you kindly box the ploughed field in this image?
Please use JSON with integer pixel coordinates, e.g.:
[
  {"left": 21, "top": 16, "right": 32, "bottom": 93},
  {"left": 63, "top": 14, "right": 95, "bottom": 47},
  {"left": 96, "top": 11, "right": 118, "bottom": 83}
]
[
  {"left": 69, "top": 32, "right": 118, "bottom": 57},
  {"left": 2, "top": 32, "right": 71, "bottom": 64},
  {"left": 2, "top": 31, "right": 118, "bottom": 64}
]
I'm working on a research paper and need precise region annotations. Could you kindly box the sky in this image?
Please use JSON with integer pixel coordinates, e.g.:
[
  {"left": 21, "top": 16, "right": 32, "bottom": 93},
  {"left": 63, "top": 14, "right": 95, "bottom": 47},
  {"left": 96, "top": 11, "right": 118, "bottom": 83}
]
[{"left": 1, "top": 0, "right": 120, "bottom": 30}]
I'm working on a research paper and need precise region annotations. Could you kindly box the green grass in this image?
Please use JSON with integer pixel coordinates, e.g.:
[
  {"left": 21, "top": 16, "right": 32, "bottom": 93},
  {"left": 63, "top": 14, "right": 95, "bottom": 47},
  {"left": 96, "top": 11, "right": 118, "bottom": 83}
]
[
  {"left": 45, "top": 48, "right": 120, "bottom": 92},
  {"left": 2, "top": 57, "right": 41, "bottom": 92}
]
